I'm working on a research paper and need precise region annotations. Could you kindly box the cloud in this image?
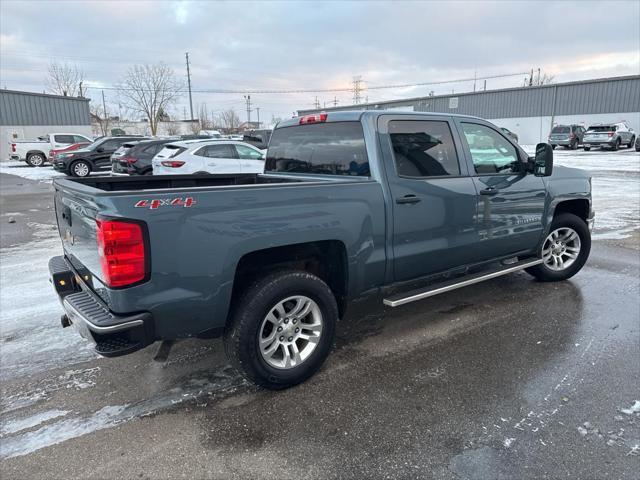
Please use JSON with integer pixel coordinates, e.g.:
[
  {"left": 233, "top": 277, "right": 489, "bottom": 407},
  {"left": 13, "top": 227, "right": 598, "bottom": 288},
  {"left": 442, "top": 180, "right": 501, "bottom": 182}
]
[{"left": 1, "top": 0, "right": 638, "bottom": 122}]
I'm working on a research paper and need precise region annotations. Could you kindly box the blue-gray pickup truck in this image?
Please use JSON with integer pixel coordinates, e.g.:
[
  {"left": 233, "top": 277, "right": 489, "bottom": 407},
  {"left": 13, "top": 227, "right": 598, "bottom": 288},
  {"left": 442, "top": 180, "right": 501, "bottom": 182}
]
[{"left": 49, "top": 111, "right": 594, "bottom": 389}]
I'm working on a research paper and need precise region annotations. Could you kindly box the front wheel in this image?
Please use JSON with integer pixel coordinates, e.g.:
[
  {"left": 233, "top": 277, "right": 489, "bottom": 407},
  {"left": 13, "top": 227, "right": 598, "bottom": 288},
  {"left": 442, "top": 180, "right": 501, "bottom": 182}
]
[
  {"left": 224, "top": 270, "right": 338, "bottom": 389},
  {"left": 583, "top": 146, "right": 591, "bottom": 151},
  {"left": 526, "top": 213, "right": 591, "bottom": 282},
  {"left": 70, "top": 160, "right": 91, "bottom": 177}
]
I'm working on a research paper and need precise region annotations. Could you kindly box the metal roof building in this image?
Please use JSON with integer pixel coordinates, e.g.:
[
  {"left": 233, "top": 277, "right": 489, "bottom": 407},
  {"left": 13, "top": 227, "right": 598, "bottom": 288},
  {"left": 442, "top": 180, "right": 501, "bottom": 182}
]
[
  {"left": 0, "top": 89, "right": 91, "bottom": 126},
  {"left": 298, "top": 75, "right": 640, "bottom": 144},
  {"left": 1, "top": 89, "right": 92, "bottom": 161}
]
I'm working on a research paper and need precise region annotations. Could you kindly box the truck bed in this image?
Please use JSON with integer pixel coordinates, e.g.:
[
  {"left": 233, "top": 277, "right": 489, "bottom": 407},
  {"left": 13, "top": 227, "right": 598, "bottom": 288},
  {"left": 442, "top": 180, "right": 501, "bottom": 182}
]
[{"left": 63, "top": 173, "right": 307, "bottom": 192}]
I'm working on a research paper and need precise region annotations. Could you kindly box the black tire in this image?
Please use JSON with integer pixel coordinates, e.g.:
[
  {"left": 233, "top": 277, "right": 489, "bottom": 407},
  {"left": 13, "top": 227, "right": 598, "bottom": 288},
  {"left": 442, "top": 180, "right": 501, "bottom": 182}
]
[
  {"left": 628, "top": 136, "right": 636, "bottom": 148},
  {"left": 224, "top": 270, "right": 338, "bottom": 390},
  {"left": 612, "top": 138, "right": 620, "bottom": 151},
  {"left": 526, "top": 213, "right": 591, "bottom": 282},
  {"left": 583, "top": 146, "right": 591, "bottom": 151},
  {"left": 551, "top": 145, "right": 556, "bottom": 150},
  {"left": 70, "top": 160, "right": 91, "bottom": 177},
  {"left": 26, "top": 152, "right": 46, "bottom": 167},
  {"left": 143, "top": 170, "right": 153, "bottom": 175},
  {"left": 571, "top": 139, "right": 578, "bottom": 150}
]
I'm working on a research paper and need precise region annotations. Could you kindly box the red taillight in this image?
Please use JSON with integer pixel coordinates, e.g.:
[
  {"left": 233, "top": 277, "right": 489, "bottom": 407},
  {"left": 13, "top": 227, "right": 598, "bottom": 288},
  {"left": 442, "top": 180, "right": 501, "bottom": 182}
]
[
  {"left": 49, "top": 150, "right": 55, "bottom": 158},
  {"left": 607, "top": 132, "right": 614, "bottom": 137},
  {"left": 95, "top": 219, "right": 146, "bottom": 288},
  {"left": 161, "top": 160, "right": 185, "bottom": 168},
  {"left": 121, "top": 156, "right": 136, "bottom": 164},
  {"left": 11, "top": 143, "right": 16, "bottom": 153},
  {"left": 568, "top": 133, "right": 575, "bottom": 138},
  {"left": 299, "top": 113, "right": 327, "bottom": 125}
]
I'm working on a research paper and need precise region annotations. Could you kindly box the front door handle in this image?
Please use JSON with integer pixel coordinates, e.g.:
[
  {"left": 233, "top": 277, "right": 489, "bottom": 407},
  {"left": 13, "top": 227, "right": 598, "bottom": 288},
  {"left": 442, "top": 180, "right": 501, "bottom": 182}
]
[
  {"left": 396, "top": 195, "right": 421, "bottom": 204},
  {"left": 480, "top": 187, "right": 499, "bottom": 196}
]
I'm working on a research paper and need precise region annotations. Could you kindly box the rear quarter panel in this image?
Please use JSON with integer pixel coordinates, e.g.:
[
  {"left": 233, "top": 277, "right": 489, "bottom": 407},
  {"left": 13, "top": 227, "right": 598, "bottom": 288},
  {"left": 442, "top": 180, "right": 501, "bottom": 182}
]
[{"left": 60, "top": 179, "right": 387, "bottom": 339}]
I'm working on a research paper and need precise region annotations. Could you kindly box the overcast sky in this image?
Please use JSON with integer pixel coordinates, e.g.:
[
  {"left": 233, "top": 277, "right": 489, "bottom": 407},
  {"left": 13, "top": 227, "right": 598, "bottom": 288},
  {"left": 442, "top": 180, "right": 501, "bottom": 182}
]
[{"left": 1, "top": 0, "right": 639, "bottom": 125}]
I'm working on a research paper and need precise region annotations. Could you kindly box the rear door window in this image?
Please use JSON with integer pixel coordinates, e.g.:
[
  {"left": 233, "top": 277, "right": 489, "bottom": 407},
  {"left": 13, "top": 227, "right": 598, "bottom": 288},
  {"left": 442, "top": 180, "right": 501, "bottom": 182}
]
[
  {"left": 389, "top": 120, "right": 460, "bottom": 177},
  {"left": 266, "top": 122, "right": 369, "bottom": 176},
  {"left": 235, "top": 144, "right": 263, "bottom": 159},
  {"left": 204, "top": 144, "right": 236, "bottom": 158},
  {"left": 54, "top": 134, "right": 75, "bottom": 143},
  {"left": 73, "top": 135, "right": 90, "bottom": 143}
]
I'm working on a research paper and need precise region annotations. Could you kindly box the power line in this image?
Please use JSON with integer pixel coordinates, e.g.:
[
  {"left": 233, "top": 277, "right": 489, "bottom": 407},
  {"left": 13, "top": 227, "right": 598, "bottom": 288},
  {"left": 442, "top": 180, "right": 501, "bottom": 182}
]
[{"left": 80, "top": 71, "right": 528, "bottom": 95}]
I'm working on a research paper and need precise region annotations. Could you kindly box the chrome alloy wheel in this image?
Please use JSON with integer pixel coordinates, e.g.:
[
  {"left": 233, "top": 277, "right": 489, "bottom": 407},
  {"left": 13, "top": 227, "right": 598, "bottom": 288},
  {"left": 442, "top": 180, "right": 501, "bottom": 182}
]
[
  {"left": 542, "top": 227, "right": 581, "bottom": 271},
  {"left": 73, "top": 162, "right": 90, "bottom": 177},
  {"left": 259, "top": 295, "right": 323, "bottom": 369}
]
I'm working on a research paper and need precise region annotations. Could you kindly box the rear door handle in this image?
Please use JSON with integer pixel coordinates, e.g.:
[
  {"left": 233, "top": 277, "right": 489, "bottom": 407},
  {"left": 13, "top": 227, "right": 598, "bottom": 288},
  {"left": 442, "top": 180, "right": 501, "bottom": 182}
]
[
  {"left": 480, "top": 187, "right": 499, "bottom": 196},
  {"left": 396, "top": 195, "right": 421, "bottom": 204}
]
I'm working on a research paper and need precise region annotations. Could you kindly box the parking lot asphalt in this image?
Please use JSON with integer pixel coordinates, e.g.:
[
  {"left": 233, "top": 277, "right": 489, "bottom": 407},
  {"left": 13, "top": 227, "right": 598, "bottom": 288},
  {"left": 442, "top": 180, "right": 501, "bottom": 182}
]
[{"left": 1, "top": 169, "right": 639, "bottom": 479}]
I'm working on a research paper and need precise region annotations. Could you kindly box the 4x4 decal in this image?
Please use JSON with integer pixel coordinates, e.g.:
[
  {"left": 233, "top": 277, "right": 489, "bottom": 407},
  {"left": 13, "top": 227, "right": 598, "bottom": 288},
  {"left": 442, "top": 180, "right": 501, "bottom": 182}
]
[{"left": 134, "top": 197, "right": 196, "bottom": 209}]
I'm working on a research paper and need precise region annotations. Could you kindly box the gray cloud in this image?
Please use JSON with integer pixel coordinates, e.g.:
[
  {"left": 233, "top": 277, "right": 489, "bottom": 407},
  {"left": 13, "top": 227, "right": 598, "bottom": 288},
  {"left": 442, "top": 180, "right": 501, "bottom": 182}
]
[{"left": 1, "top": 0, "right": 638, "bottom": 123}]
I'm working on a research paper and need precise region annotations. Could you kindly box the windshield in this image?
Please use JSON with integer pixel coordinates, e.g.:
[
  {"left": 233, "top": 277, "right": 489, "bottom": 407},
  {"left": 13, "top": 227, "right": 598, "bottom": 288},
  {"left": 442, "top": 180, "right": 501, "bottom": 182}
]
[
  {"left": 551, "top": 126, "right": 570, "bottom": 134},
  {"left": 266, "top": 122, "right": 369, "bottom": 176}
]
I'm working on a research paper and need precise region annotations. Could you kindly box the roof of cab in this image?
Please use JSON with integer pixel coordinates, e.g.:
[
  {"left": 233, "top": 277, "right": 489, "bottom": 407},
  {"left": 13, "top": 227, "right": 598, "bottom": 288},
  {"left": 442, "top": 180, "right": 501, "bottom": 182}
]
[{"left": 275, "top": 110, "right": 484, "bottom": 129}]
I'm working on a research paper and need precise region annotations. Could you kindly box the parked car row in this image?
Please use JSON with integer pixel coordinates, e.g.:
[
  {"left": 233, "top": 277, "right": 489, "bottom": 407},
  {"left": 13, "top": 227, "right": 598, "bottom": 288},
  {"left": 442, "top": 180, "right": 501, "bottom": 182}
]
[{"left": 549, "top": 122, "right": 636, "bottom": 151}]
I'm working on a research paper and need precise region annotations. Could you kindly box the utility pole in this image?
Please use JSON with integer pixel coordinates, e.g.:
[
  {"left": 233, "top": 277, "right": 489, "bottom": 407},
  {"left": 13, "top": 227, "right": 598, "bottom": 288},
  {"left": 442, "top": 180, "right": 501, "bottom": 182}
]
[
  {"left": 256, "top": 107, "right": 260, "bottom": 127},
  {"left": 333, "top": 96, "right": 338, "bottom": 107},
  {"left": 185, "top": 52, "right": 194, "bottom": 120},
  {"left": 537, "top": 68, "right": 541, "bottom": 86},
  {"left": 102, "top": 90, "right": 107, "bottom": 120},
  {"left": 314, "top": 96, "right": 320, "bottom": 109},
  {"left": 244, "top": 95, "right": 252, "bottom": 124},
  {"left": 78, "top": 81, "right": 83, "bottom": 97},
  {"left": 483, "top": 80, "right": 487, "bottom": 91},
  {"left": 352, "top": 76, "right": 363, "bottom": 105}
]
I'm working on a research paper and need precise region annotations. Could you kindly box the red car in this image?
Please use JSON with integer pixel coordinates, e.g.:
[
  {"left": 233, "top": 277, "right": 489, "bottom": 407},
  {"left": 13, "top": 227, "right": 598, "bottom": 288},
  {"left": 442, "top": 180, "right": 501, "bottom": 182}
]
[{"left": 48, "top": 142, "right": 91, "bottom": 160}]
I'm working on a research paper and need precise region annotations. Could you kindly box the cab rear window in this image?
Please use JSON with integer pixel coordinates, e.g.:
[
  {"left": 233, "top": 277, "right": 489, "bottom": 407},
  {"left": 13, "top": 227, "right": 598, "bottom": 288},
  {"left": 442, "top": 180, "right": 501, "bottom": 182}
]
[{"left": 265, "top": 122, "right": 369, "bottom": 176}]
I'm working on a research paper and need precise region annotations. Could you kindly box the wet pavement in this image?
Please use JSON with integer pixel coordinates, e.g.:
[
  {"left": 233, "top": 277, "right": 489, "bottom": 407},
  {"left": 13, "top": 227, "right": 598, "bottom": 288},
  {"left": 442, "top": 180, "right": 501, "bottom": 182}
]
[{"left": 1, "top": 151, "right": 639, "bottom": 479}]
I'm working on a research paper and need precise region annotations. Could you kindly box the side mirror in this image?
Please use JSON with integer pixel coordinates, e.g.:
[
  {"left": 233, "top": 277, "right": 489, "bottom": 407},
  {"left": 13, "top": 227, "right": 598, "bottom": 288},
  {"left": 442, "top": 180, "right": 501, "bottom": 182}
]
[{"left": 534, "top": 142, "right": 553, "bottom": 177}]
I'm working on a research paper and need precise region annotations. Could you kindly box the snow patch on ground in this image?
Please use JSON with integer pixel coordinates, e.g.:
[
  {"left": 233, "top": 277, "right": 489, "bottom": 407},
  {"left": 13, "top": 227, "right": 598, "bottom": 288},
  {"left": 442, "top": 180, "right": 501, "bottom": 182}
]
[
  {"left": 621, "top": 400, "right": 640, "bottom": 415},
  {"left": 0, "top": 409, "right": 69, "bottom": 436},
  {"left": 0, "top": 223, "right": 97, "bottom": 382},
  {"left": 0, "top": 162, "right": 65, "bottom": 182},
  {"left": 0, "top": 367, "right": 245, "bottom": 459}
]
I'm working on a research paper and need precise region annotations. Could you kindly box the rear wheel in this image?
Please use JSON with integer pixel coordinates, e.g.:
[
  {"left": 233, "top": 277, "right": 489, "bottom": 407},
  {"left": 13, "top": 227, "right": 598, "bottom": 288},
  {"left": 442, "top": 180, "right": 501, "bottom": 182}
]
[
  {"left": 224, "top": 270, "right": 337, "bottom": 389},
  {"left": 526, "top": 213, "right": 591, "bottom": 282},
  {"left": 26, "top": 153, "right": 45, "bottom": 167},
  {"left": 571, "top": 139, "right": 578, "bottom": 150},
  {"left": 612, "top": 138, "right": 620, "bottom": 151},
  {"left": 70, "top": 160, "right": 91, "bottom": 177},
  {"left": 628, "top": 136, "right": 636, "bottom": 148},
  {"left": 583, "top": 146, "right": 591, "bottom": 151}
]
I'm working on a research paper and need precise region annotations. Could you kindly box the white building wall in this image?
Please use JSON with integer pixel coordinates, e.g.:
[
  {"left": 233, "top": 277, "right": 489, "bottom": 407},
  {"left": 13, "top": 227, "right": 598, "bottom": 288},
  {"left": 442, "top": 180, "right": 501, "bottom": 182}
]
[
  {"left": 490, "top": 112, "right": 640, "bottom": 145},
  {"left": 1, "top": 125, "right": 93, "bottom": 162}
]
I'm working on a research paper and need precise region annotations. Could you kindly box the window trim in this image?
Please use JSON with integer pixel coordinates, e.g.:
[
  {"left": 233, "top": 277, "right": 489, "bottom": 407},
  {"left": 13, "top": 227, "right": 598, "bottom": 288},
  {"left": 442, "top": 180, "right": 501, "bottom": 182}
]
[
  {"left": 458, "top": 121, "right": 525, "bottom": 177},
  {"left": 387, "top": 119, "right": 463, "bottom": 180}
]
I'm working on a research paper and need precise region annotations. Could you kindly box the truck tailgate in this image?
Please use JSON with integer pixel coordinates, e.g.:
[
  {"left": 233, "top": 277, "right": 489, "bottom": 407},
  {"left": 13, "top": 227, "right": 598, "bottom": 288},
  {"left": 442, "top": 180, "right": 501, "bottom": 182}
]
[{"left": 54, "top": 183, "right": 104, "bottom": 289}]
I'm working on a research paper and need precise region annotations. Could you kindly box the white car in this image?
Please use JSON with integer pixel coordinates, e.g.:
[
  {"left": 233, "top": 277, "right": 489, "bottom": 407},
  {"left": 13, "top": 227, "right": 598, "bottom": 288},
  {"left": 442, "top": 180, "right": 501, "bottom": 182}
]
[{"left": 152, "top": 140, "right": 265, "bottom": 175}]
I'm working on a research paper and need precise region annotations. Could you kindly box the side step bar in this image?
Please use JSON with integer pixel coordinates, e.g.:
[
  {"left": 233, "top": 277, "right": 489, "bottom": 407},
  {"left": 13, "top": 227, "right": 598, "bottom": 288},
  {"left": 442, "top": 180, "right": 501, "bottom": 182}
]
[{"left": 383, "top": 258, "right": 543, "bottom": 307}]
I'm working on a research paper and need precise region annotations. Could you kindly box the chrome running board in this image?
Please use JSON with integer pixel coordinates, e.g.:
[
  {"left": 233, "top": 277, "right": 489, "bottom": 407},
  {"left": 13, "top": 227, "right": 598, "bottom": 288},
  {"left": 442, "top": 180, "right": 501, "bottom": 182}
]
[{"left": 383, "top": 258, "right": 543, "bottom": 307}]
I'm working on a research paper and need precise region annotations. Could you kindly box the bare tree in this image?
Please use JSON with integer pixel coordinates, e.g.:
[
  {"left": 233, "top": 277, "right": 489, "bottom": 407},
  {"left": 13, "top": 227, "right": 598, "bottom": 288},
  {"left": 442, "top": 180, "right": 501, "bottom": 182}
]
[
  {"left": 90, "top": 102, "right": 110, "bottom": 136},
  {"left": 118, "top": 63, "right": 182, "bottom": 135},
  {"left": 47, "top": 61, "right": 84, "bottom": 97},
  {"left": 538, "top": 73, "right": 555, "bottom": 86},
  {"left": 217, "top": 109, "right": 241, "bottom": 133},
  {"left": 165, "top": 122, "right": 180, "bottom": 135},
  {"left": 188, "top": 119, "right": 201, "bottom": 135}
]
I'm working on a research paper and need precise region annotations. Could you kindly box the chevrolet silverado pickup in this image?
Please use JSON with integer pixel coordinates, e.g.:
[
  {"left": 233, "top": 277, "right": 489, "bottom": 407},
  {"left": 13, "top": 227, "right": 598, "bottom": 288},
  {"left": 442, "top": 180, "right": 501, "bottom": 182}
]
[{"left": 49, "top": 111, "right": 594, "bottom": 389}]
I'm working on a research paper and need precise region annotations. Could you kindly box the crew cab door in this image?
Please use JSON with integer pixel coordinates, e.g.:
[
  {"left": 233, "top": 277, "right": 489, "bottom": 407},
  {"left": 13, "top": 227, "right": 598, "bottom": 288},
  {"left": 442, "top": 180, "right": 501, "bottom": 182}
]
[
  {"left": 378, "top": 115, "right": 479, "bottom": 281},
  {"left": 455, "top": 119, "right": 545, "bottom": 261}
]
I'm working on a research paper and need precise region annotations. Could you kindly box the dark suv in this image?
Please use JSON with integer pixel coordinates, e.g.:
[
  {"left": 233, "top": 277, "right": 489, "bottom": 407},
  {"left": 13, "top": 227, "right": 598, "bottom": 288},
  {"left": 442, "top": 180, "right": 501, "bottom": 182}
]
[
  {"left": 548, "top": 125, "right": 585, "bottom": 150},
  {"left": 111, "top": 139, "right": 177, "bottom": 175},
  {"left": 53, "top": 136, "right": 145, "bottom": 177}
]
